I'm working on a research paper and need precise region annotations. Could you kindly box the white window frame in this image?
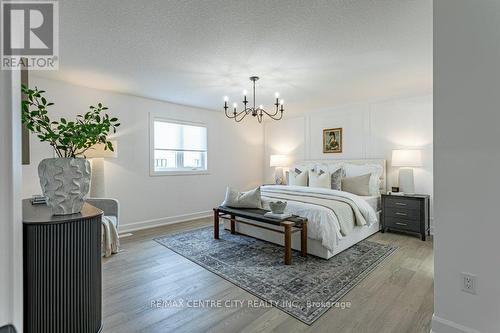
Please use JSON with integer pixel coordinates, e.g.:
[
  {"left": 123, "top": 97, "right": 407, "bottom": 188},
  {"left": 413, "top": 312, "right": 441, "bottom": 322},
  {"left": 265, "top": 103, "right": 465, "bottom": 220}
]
[{"left": 149, "top": 115, "right": 209, "bottom": 176}]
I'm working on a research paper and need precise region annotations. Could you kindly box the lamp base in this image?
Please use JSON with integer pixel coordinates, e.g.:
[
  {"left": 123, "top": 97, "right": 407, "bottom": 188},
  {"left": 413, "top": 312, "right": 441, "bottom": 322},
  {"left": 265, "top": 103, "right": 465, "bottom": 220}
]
[
  {"left": 398, "top": 168, "right": 415, "bottom": 194},
  {"left": 274, "top": 167, "right": 285, "bottom": 185}
]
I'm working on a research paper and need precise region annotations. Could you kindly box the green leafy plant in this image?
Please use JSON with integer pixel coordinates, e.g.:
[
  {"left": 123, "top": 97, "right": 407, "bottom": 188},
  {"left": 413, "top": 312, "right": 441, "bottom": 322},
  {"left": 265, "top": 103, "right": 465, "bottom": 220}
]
[{"left": 21, "top": 85, "right": 120, "bottom": 158}]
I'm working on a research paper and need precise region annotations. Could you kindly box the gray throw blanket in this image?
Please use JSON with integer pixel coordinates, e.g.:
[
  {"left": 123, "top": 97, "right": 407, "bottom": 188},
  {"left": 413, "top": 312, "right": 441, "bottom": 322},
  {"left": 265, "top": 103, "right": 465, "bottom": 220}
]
[{"left": 261, "top": 188, "right": 367, "bottom": 236}]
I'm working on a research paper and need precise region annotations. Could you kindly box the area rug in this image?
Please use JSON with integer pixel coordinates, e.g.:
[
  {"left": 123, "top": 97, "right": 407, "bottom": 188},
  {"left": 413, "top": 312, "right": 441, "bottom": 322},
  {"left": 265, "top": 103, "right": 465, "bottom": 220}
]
[{"left": 154, "top": 226, "right": 396, "bottom": 325}]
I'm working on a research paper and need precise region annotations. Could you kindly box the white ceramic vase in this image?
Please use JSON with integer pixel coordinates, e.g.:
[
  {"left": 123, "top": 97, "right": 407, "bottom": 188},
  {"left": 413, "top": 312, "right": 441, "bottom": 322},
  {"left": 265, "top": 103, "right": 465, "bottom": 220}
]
[{"left": 38, "top": 157, "right": 91, "bottom": 215}]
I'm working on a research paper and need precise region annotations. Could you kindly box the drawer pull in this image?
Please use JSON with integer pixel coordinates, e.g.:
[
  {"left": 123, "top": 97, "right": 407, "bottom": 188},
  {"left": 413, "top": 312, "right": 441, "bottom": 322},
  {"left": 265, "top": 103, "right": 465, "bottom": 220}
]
[
  {"left": 395, "top": 222, "right": 408, "bottom": 226},
  {"left": 395, "top": 202, "right": 407, "bottom": 206},
  {"left": 395, "top": 212, "right": 407, "bottom": 216}
]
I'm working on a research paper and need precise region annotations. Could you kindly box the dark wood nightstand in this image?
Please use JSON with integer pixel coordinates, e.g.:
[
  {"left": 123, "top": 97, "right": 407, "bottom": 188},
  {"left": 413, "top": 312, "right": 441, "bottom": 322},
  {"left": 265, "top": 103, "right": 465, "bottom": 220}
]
[{"left": 381, "top": 194, "right": 430, "bottom": 241}]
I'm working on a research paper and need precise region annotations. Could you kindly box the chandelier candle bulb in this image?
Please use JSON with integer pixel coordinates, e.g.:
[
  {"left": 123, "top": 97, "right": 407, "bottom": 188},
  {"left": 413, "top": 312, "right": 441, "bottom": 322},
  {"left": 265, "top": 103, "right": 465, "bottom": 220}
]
[{"left": 275, "top": 92, "right": 280, "bottom": 98}]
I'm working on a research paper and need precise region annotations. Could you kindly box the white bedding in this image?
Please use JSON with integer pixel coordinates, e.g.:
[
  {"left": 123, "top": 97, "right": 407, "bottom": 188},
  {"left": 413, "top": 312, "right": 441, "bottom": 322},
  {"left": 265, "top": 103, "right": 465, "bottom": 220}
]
[
  {"left": 261, "top": 185, "right": 378, "bottom": 252},
  {"left": 360, "top": 195, "right": 381, "bottom": 212}
]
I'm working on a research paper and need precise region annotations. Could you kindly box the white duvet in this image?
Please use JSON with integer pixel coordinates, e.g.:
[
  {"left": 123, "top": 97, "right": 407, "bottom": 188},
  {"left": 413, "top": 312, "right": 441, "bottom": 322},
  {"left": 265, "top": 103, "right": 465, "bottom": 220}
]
[{"left": 260, "top": 185, "right": 378, "bottom": 251}]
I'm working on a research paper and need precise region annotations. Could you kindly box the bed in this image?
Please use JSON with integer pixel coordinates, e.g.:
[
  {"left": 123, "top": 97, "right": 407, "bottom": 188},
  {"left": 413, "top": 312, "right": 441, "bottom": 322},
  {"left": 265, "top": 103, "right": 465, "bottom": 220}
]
[{"left": 224, "top": 159, "right": 386, "bottom": 259}]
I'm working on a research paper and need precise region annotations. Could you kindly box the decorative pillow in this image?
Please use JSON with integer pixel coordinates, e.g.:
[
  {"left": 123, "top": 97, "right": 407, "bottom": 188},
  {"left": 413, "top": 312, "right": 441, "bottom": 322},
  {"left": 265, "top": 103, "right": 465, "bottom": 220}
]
[
  {"left": 330, "top": 168, "right": 345, "bottom": 190},
  {"left": 285, "top": 167, "right": 305, "bottom": 185},
  {"left": 221, "top": 186, "right": 262, "bottom": 208},
  {"left": 313, "top": 163, "right": 341, "bottom": 175},
  {"left": 341, "top": 173, "right": 371, "bottom": 196},
  {"left": 313, "top": 166, "right": 344, "bottom": 190},
  {"left": 288, "top": 169, "right": 308, "bottom": 186},
  {"left": 343, "top": 164, "right": 383, "bottom": 195},
  {"left": 308, "top": 170, "right": 331, "bottom": 189}
]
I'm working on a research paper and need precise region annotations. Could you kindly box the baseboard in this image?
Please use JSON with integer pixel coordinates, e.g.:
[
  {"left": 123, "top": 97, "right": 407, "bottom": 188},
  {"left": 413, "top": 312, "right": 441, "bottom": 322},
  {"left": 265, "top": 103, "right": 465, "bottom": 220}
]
[
  {"left": 0, "top": 325, "right": 17, "bottom": 333},
  {"left": 432, "top": 314, "right": 482, "bottom": 333},
  {"left": 119, "top": 210, "right": 212, "bottom": 233}
]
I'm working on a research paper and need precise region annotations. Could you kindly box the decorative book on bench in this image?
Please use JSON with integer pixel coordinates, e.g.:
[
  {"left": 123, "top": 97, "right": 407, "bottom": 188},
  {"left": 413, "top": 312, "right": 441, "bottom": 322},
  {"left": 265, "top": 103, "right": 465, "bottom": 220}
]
[{"left": 263, "top": 212, "right": 292, "bottom": 220}]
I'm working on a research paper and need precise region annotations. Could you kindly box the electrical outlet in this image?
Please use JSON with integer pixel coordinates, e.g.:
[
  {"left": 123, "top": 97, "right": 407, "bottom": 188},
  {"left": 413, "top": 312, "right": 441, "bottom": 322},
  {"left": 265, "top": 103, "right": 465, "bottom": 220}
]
[{"left": 461, "top": 272, "right": 477, "bottom": 295}]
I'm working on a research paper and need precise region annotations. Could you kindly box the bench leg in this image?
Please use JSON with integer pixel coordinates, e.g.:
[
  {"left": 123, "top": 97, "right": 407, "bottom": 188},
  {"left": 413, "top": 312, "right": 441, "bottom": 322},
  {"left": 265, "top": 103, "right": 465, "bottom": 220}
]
[
  {"left": 213, "top": 209, "right": 219, "bottom": 239},
  {"left": 301, "top": 222, "right": 307, "bottom": 257},
  {"left": 284, "top": 223, "right": 292, "bottom": 265},
  {"left": 230, "top": 214, "right": 235, "bottom": 234}
]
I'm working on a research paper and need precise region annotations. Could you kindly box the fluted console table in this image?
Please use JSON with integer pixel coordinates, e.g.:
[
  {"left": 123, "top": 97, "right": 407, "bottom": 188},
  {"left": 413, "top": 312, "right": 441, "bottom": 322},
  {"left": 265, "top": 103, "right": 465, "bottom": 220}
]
[{"left": 23, "top": 200, "right": 103, "bottom": 333}]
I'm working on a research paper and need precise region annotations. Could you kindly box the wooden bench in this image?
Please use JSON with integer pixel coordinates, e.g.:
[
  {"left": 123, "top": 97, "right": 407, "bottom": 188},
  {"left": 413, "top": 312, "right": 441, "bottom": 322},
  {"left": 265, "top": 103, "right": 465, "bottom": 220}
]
[{"left": 213, "top": 206, "right": 308, "bottom": 265}]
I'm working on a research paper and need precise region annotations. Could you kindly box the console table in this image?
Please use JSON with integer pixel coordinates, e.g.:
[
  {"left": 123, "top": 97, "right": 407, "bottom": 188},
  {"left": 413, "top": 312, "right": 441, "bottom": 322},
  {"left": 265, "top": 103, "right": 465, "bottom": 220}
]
[{"left": 23, "top": 200, "right": 103, "bottom": 333}]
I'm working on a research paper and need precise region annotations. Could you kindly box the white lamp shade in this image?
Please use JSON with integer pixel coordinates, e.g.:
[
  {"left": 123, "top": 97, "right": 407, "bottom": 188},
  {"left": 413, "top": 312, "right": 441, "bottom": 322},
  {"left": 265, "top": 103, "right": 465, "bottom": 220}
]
[
  {"left": 392, "top": 149, "right": 422, "bottom": 167},
  {"left": 270, "top": 155, "right": 290, "bottom": 167},
  {"left": 84, "top": 141, "right": 118, "bottom": 159}
]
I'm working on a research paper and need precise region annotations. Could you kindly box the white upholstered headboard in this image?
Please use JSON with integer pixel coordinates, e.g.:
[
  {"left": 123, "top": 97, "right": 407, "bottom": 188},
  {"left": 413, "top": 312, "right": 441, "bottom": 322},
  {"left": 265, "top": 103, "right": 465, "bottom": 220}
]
[{"left": 291, "top": 159, "right": 387, "bottom": 194}]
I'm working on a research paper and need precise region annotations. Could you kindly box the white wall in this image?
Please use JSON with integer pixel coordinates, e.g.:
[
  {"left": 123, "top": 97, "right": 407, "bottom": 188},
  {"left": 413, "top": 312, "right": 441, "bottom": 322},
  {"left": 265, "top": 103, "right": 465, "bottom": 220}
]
[
  {"left": 264, "top": 95, "right": 433, "bottom": 214},
  {"left": 433, "top": 1, "right": 500, "bottom": 333},
  {"left": 0, "top": 69, "right": 23, "bottom": 331},
  {"left": 23, "top": 77, "right": 264, "bottom": 232}
]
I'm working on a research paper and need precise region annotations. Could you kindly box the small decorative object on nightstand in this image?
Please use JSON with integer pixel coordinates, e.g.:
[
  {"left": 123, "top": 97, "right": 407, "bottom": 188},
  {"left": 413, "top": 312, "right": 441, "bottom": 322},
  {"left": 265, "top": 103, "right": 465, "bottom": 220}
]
[{"left": 381, "top": 193, "right": 430, "bottom": 241}]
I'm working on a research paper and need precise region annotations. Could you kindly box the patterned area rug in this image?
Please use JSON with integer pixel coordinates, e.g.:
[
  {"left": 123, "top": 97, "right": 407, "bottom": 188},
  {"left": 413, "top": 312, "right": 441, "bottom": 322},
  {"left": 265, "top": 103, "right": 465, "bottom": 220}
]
[{"left": 155, "top": 226, "right": 396, "bottom": 325}]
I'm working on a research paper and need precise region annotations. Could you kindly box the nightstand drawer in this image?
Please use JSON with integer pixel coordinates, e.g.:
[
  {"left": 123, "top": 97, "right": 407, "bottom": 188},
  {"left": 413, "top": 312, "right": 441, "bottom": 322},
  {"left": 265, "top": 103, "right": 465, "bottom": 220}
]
[
  {"left": 384, "top": 217, "right": 420, "bottom": 232},
  {"left": 384, "top": 197, "right": 420, "bottom": 210},
  {"left": 385, "top": 208, "right": 420, "bottom": 221}
]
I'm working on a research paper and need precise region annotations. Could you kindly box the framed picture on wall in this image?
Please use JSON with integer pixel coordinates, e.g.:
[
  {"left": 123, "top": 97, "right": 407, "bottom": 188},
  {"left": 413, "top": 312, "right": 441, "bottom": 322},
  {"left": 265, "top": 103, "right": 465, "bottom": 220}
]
[{"left": 323, "top": 128, "right": 342, "bottom": 153}]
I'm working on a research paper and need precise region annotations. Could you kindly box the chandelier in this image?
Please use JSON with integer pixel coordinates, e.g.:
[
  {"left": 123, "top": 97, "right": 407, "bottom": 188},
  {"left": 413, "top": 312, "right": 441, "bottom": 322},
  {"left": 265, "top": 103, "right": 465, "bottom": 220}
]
[{"left": 223, "top": 76, "right": 284, "bottom": 123}]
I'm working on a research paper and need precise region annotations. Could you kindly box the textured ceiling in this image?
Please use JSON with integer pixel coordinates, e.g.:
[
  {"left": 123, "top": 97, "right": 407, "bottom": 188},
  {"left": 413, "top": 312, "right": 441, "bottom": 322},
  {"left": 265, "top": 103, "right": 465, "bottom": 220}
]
[{"left": 34, "top": 0, "right": 432, "bottom": 115}]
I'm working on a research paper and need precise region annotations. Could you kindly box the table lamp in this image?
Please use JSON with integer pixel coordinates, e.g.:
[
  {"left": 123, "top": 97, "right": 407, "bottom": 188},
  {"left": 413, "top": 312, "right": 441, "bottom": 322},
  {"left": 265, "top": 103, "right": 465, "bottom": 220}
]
[
  {"left": 270, "top": 155, "right": 290, "bottom": 185},
  {"left": 391, "top": 149, "right": 422, "bottom": 194},
  {"left": 85, "top": 141, "right": 118, "bottom": 197}
]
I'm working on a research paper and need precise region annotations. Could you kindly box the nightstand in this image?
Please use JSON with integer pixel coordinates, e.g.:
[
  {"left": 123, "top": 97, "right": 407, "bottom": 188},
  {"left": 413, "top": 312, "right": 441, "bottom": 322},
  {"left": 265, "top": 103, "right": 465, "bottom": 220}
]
[{"left": 381, "top": 194, "right": 430, "bottom": 241}]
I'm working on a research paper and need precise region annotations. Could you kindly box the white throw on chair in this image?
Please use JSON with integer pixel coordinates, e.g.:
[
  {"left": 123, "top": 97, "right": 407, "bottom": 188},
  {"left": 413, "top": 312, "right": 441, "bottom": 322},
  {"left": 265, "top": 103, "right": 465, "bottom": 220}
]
[{"left": 86, "top": 198, "right": 120, "bottom": 257}]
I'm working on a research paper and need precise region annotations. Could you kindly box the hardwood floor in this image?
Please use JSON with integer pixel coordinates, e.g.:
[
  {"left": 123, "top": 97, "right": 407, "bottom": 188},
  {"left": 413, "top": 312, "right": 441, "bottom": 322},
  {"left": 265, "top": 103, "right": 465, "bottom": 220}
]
[{"left": 102, "top": 218, "right": 434, "bottom": 333}]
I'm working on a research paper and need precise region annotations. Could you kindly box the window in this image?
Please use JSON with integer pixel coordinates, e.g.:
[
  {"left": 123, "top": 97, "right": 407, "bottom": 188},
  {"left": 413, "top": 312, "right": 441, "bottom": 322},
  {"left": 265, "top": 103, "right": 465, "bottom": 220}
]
[{"left": 151, "top": 118, "right": 208, "bottom": 175}]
